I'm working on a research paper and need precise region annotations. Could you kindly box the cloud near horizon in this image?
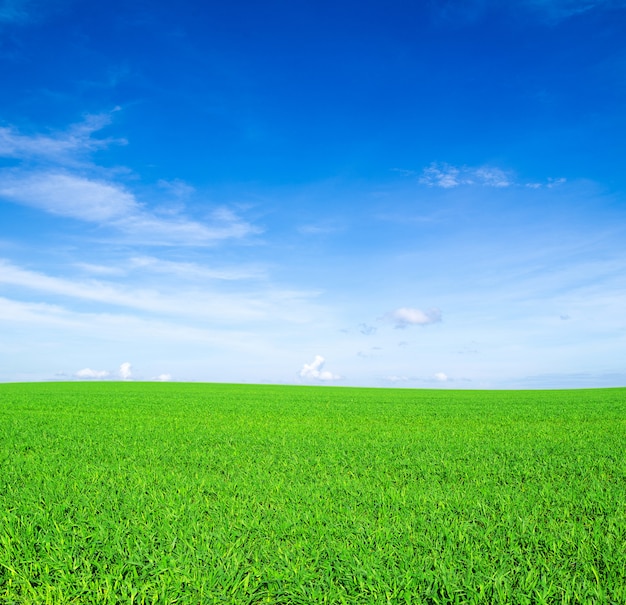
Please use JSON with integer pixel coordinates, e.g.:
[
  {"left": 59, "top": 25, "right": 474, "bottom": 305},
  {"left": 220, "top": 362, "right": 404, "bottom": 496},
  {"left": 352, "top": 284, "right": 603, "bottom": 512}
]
[
  {"left": 73, "top": 362, "right": 132, "bottom": 380},
  {"left": 119, "top": 362, "right": 132, "bottom": 380},
  {"left": 74, "top": 367, "right": 110, "bottom": 379},
  {"left": 299, "top": 355, "right": 341, "bottom": 381},
  {"left": 386, "top": 307, "right": 442, "bottom": 329}
]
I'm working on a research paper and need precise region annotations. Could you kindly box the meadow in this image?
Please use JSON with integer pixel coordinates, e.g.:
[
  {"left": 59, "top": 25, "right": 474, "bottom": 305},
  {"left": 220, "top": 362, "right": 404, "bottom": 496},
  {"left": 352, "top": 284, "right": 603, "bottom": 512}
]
[{"left": 0, "top": 382, "right": 624, "bottom": 604}]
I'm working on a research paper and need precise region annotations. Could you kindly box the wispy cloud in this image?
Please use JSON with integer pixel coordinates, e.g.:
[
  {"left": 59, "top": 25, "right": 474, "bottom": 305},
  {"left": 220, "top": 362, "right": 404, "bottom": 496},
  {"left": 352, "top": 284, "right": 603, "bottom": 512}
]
[
  {"left": 0, "top": 295, "right": 78, "bottom": 327},
  {"left": 0, "top": 171, "right": 136, "bottom": 221},
  {"left": 128, "top": 256, "right": 266, "bottom": 281},
  {"left": 116, "top": 209, "right": 259, "bottom": 246},
  {"left": 75, "top": 263, "right": 126, "bottom": 276},
  {"left": 0, "top": 295, "right": 268, "bottom": 347},
  {"left": 0, "top": 170, "right": 259, "bottom": 245},
  {"left": 297, "top": 223, "right": 340, "bottom": 235},
  {"left": 157, "top": 178, "right": 195, "bottom": 199},
  {"left": 0, "top": 259, "right": 320, "bottom": 323},
  {"left": 420, "top": 163, "right": 513, "bottom": 188},
  {"left": 75, "top": 256, "right": 266, "bottom": 281},
  {"left": 419, "top": 162, "right": 567, "bottom": 190},
  {"left": 385, "top": 307, "right": 442, "bottom": 329},
  {"left": 74, "top": 367, "right": 110, "bottom": 379},
  {"left": 299, "top": 355, "right": 341, "bottom": 381},
  {"left": 0, "top": 114, "right": 260, "bottom": 246},
  {"left": 0, "top": 111, "right": 125, "bottom": 165}
]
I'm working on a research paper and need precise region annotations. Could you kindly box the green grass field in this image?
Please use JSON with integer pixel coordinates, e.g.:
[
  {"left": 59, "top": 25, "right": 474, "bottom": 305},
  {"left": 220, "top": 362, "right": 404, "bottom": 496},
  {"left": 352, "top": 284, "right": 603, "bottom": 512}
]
[{"left": 0, "top": 383, "right": 625, "bottom": 604}]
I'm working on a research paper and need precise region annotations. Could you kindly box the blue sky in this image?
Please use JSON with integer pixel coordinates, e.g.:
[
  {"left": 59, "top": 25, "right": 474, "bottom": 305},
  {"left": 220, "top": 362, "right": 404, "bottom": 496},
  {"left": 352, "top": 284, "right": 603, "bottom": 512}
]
[{"left": 1, "top": 0, "right": 625, "bottom": 387}]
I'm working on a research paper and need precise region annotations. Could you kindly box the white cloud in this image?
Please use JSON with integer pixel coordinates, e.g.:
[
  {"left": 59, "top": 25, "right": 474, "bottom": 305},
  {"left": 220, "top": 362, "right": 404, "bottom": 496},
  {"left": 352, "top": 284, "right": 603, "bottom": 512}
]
[
  {"left": 420, "top": 163, "right": 513, "bottom": 188},
  {"left": 299, "top": 355, "right": 341, "bottom": 381},
  {"left": 75, "top": 263, "right": 126, "bottom": 276},
  {"left": 0, "top": 171, "right": 259, "bottom": 245},
  {"left": 116, "top": 211, "right": 259, "bottom": 246},
  {"left": 154, "top": 373, "right": 172, "bottom": 381},
  {"left": 128, "top": 256, "right": 266, "bottom": 281},
  {"left": 386, "top": 307, "right": 442, "bottom": 328},
  {"left": 119, "top": 362, "right": 132, "bottom": 380},
  {"left": 0, "top": 259, "right": 171, "bottom": 314},
  {"left": 73, "top": 362, "right": 132, "bottom": 380},
  {"left": 546, "top": 177, "right": 567, "bottom": 188},
  {"left": 0, "top": 259, "right": 320, "bottom": 323},
  {"left": 74, "top": 367, "right": 110, "bottom": 379},
  {"left": 0, "top": 112, "right": 124, "bottom": 164},
  {"left": 0, "top": 117, "right": 259, "bottom": 246},
  {"left": 0, "top": 295, "right": 78, "bottom": 326},
  {"left": 419, "top": 161, "right": 567, "bottom": 190},
  {"left": 0, "top": 295, "right": 283, "bottom": 351},
  {"left": 157, "top": 178, "right": 195, "bottom": 198},
  {"left": 473, "top": 167, "right": 512, "bottom": 187},
  {"left": 0, "top": 171, "right": 137, "bottom": 221},
  {"left": 433, "top": 372, "right": 449, "bottom": 382},
  {"left": 297, "top": 223, "right": 340, "bottom": 235},
  {"left": 420, "top": 163, "right": 462, "bottom": 188}
]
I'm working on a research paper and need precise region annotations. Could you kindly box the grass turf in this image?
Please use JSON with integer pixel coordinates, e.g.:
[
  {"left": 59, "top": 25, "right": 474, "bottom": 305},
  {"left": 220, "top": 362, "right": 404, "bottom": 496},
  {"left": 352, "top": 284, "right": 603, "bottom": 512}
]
[{"left": 1, "top": 382, "right": 625, "bottom": 604}]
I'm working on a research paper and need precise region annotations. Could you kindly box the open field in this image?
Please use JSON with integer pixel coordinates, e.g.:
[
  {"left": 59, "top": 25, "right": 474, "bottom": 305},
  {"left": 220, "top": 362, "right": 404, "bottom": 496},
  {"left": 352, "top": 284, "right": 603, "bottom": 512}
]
[{"left": 0, "top": 383, "right": 625, "bottom": 604}]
